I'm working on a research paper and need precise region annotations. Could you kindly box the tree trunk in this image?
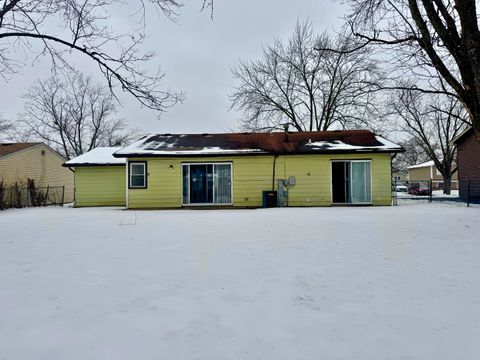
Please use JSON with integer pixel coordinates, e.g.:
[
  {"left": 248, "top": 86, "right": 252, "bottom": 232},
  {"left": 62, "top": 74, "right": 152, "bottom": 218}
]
[
  {"left": 471, "top": 111, "right": 480, "bottom": 142},
  {"left": 456, "top": 1, "right": 480, "bottom": 138},
  {"left": 443, "top": 176, "right": 452, "bottom": 195}
]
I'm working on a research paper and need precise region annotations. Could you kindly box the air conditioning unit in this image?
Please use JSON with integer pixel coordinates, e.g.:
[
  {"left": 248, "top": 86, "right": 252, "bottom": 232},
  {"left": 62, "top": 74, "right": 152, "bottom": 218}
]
[{"left": 262, "top": 190, "right": 277, "bottom": 208}]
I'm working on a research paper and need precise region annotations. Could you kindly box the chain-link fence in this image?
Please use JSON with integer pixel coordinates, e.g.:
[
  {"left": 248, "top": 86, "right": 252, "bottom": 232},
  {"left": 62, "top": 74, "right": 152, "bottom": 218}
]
[
  {"left": 0, "top": 185, "right": 65, "bottom": 210},
  {"left": 392, "top": 179, "right": 480, "bottom": 207}
]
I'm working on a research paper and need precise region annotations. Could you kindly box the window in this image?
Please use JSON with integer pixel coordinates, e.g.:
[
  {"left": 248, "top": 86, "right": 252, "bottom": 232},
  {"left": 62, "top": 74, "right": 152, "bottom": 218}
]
[
  {"left": 129, "top": 162, "right": 147, "bottom": 188},
  {"left": 182, "top": 163, "right": 232, "bottom": 205}
]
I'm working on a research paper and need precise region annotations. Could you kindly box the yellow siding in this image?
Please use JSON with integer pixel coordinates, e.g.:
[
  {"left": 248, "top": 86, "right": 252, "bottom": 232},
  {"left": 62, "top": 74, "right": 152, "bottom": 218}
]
[
  {"left": 75, "top": 166, "right": 126, "bottom": 207},
  {"left": 127, "top": 153, "right": 393, "bottom": 208},
  {"left": 0, "top": 144, "right": 74, "bottom": 202}
]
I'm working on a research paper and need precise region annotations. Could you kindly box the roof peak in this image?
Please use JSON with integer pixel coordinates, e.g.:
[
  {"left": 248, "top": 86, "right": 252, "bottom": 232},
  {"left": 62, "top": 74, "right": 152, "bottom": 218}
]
[{"left": 144, "top": 129, "right": 374, "bottom": 137}]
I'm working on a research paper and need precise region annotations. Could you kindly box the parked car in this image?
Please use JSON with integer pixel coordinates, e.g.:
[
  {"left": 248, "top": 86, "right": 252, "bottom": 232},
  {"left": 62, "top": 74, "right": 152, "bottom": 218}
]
[
  {"left": 408, "top": 182, "right": 431, "bottom": 196},
  {"left": 394, "top": 183, "right": 408, "bottom": 192}
]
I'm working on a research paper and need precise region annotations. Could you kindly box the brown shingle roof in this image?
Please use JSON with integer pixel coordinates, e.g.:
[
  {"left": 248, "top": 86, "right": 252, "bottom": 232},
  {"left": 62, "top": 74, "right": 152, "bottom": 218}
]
[
  {"left": 0, "top": 143, "right": 41, "bottom": 157},
  {"left": 115, "top": 130, "right": 403, "bottom": 157}
]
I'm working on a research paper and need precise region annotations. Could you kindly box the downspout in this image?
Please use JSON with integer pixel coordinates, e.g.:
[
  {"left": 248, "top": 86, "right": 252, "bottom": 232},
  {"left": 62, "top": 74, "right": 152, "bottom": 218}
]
[
  {"left": 284, "top": 156, "right": 288, "bottom": 207},
  {"left": 125, "top": 160, "right": 129, "bottom": 209},
  {"left": 72, "top": 167, "right": 75, "bottom": 205},
  {"left": 272, "top": 154, "right": 278, "bottom": 191}
]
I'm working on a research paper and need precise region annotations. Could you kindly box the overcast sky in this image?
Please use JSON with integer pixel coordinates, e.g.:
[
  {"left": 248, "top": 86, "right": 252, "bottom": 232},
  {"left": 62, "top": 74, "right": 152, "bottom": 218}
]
[{"left": 1, "top": 1, "right": 346, "bottom": 135}]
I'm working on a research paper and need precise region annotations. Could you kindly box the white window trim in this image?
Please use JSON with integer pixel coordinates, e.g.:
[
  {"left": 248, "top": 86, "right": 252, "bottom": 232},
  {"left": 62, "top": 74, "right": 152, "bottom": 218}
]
[
  {"left": 129, "top": 162, "right": 147, "bottom": 189},
  {"left": 182, "top": 162, "right": 233, "bottom": 206},
  {"left": 330, "top": 160, "right": 373, "bottom": 205}
]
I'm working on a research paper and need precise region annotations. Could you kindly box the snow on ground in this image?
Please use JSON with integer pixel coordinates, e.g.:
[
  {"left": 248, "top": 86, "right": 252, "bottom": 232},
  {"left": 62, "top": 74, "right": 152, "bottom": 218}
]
[
  {"left": 1, "top": 204, "right": 479, "bottom": 360},
  {"left": 395, "top": 190, "right": 461, "bottom": 199}
]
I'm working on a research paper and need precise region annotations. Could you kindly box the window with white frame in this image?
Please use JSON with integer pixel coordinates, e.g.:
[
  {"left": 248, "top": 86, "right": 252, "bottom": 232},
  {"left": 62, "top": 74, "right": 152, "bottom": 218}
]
[{"left": 129, "top": 162, "right": 147, "bottom": 188}]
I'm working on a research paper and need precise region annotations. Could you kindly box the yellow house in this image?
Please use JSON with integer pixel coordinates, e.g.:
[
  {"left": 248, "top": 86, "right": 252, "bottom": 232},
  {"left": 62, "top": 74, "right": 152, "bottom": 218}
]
[
  {"left": 0, "top": 142, "right": 74, "bottom": 202},
  {"left": 63, "top": 147, "right": 126, "bottom": 207},
  {"left": 65, "top": 130, "right": 403, "bottom": 208}
]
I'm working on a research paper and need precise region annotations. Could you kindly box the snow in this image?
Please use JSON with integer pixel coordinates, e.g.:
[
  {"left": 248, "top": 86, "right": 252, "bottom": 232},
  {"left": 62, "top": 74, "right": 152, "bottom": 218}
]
[
  {"left": 432, "top": 189, "right": 459, "bottom": 197},
  {"left": 396, "top": 190, "right": 460, "bottom": 199},
  {"left": 115, "top": 134, "right": 402, "bottom": 157},
  {"left": 1, "top": 205, "right": 480, "bottom": 359},
  {"left": 115, "top": 136, "right": 266, "bottom": 156},
  {"left": 64, "top": 147, "right": 126, "bottom": 166},
  {"left": 119, "top": 144, "right": 265, "bottom": 156},
  {"left": 305, "top": 135, "right": 401, "bottom": 152},
  {"left": 375, "top": 135, "right": 403, "bottom": 149},
  {"left": 408, "top": 160, "right": 435, "bottom": 169}
]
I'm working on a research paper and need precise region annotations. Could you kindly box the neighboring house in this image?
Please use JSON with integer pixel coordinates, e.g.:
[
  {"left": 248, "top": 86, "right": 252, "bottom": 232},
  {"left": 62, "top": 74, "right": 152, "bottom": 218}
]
[
  {"left": 63, "top": 147, "right": 126, "bottom": 207},
  {"left": 407, "top": 160, "right": 458, "bottom": 190},
  {"left": 452, "top": 127, "right": 480, "bottom": 200},
  {"left": 65, "top": 130, "right": 403, "bottom": 208},
  {"left": 0, "top": 142, "right": 74, "bottom": 202},
  {"left": 392, "top": 167, "right": 407, "bottom": 182}
]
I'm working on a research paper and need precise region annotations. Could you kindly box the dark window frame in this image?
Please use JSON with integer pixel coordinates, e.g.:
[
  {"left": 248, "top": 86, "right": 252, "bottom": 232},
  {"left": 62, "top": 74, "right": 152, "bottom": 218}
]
[
  {"left": 181, "top": 162, "right": 233, "bottom": 205},
  {"left": 128, "top": 161, "right": 148, "bottom": 189}
]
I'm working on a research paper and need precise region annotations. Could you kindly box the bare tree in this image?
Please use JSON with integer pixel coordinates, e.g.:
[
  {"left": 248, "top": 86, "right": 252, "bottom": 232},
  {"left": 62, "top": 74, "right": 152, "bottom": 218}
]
[
  {"left": 0, "top": 115, "right": 14, "bottom": 142},
  {"left": 393, "top": 137, "right": 431, "bottom": 171},
  {"left": 0, "top": 116, "right": 11, "bottom": 133},
  {"left": 341, "top": 0, "right": 480, "bottom": 137},
  {"left": 230, "top": 21, "right": 382, "bottom": 132},
  {"left": 390, "top": 90, "right": 469, "bottom": 193},
  {"left": 0, "top": 1, "right": 214, "bottom": 112},
  {"left": 18, "top": 73, "right": 139, "bottom": 160}
]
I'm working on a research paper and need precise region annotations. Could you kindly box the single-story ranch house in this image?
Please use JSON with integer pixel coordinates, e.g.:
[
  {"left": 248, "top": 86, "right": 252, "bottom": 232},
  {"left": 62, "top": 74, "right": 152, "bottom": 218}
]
[{"left": 65, "top": 130, "right": 403, "bottom": 208}]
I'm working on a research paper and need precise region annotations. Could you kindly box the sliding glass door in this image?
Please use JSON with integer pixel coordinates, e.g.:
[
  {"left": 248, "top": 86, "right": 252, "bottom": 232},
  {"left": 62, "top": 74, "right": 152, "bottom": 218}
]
[
  {"left": 182, "top": 163, "right": 232, "bottom": 205},
  {"left": 213, "top": 164, "right": 232, "bottom": 204},
  {"left": 350, "top": 161, "right": 371, "bottom": 203},
  {"left": 189, "top": 164, "right": 213, "bottom": 204},
  {"left": 331, "top": 160, "right": 371, "bottom": 204}
]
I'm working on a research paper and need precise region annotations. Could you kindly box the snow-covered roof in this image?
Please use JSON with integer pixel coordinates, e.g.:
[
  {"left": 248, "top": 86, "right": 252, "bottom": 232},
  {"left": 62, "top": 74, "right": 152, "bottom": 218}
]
[
  {"left": 303, "top": 136, "right": 401, "bottom": 152},
  {"left": 408, "top": 160, "right": 435, "bottom": 170},
  {"left": 64, "top": 147, "right": 126, "bottom": 167},
  {"left": 114, "top": 131, "right": 403, "bottom": 157}
]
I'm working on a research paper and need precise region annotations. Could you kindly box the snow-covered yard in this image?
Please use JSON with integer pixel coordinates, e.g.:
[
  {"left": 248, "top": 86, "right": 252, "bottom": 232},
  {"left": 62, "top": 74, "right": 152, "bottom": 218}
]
[
  {"left": 396, "top": 189, "right": 460, "bottom": 199},
  {"left": 1, "top": 205, "right": 479, "bottom": 360}
]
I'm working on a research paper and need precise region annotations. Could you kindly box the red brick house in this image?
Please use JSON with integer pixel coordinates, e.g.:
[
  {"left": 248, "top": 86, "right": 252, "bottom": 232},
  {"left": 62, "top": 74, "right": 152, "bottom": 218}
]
[{"left": 452, "top": 128, "right": 480, "bottom": 200}]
